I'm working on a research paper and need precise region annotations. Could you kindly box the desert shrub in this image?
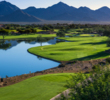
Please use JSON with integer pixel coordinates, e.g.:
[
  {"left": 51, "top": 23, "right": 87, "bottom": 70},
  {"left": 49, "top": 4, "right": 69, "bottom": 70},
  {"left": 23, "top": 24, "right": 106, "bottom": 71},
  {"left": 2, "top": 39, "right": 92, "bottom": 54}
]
[
  {"left": 106, "top": 57, "right": 110, "bottom": 63},
  {"left": 58, "top": 64, "right": 65, "bottom": 68},
  {"left": 59, "top": 66, "right": 110, "bottom": 100},
  {"left": 92, "top": 64, "right": 100, "bottom": 71},
  {"left": 56, "top": 94, "right": 67, "bottom": 100}
]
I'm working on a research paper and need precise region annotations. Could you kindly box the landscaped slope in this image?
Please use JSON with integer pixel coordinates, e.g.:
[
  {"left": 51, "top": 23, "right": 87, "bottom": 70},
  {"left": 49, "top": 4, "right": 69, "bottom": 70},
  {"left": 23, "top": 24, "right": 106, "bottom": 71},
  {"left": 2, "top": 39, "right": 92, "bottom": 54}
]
[
  {"left": 28, "top": 36, "right": 110, "bottom": 61},
  {"left": 0, "top": 73, "right": 75, "bottom": 100}
]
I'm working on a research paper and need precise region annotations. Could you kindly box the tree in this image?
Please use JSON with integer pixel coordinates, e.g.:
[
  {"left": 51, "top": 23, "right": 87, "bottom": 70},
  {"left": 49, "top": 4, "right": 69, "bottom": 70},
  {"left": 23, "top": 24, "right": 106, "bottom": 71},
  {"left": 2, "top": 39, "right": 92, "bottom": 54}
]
[
  {"left": 17, "top": 29, "right": 24, "bottom": 34},
  {"left": 36, "top": 35, "right": 45, "bottom": 46},
  {"left": 42, "top": 26, "right": 50, "bottom": 31},
  {"left": 57, "top": 30, "right": 65, "bottom": 37},
  {"left": 0, "top": 41, "right": 11, "bottom": 50},
  {"left": 24, "top": 29, "right": 32, "bottom": 34},
  {"left": 83, "top": 28, "right": 88, "bottom": 33},
  {"left": 69, "top": 24, "right": 76, "bottom": 29},
  {"left": 103, "top": 30, "right": 110, "bottom": 37},
  {"left": 31, "top": 28, "right": 37, "bottom": 34},
  {"left": 103, "top": 30, "right": 110, "bottom": 47},
  {"left": 65, "top": 66, "right": 110, "bottom": 100},
  {"left": 0, "top": 29, "right": 9, "bottom": 40},
  {"left": 49, "top": 29, "right": 54, "bottom": 34}
]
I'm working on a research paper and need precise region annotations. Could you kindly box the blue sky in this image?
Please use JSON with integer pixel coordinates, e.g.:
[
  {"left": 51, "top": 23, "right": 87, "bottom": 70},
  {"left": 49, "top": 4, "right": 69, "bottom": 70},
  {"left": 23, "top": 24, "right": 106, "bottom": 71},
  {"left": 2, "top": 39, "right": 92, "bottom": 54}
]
[{"left": 1, "top": 0, "right": 110, "bottom": 10}]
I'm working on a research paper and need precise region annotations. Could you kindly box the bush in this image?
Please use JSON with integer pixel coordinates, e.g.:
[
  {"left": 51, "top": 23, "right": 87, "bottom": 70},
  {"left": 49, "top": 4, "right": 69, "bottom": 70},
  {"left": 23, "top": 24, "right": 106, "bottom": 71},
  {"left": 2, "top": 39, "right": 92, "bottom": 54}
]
[
  {"left": 59, "top": 66, "right": 110, "bottom": 100},
  {"left": 106, "top": 57, "right": 110, "bottom": 63},
  {"left": 107, "top": 38, "right": 110, "bottom": 47},
  {"left": 92, "top": 64, "right": 100, "bottom": 71},
  {"left": 58, "top": 64, "right": 65, "bottom": 68},
  {"left": 57, "top": 30, "right": 65, "bottom": 37}
]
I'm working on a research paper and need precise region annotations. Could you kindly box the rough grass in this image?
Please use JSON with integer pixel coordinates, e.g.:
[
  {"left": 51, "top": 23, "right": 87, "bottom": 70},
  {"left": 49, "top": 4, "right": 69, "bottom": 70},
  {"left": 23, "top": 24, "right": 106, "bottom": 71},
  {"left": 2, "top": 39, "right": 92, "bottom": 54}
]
[
  {"left": 28, "top": 35, "right": 110, "bottom": 61},
  {"left": 0, "top": 73, "right": 75, "bottom": 100}
]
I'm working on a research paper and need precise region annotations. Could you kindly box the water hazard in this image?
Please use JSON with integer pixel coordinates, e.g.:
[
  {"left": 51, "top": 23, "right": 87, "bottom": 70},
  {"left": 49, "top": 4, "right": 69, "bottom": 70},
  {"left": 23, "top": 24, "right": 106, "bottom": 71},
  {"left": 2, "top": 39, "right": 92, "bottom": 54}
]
[{"left": 0, "top": 37, "right": 63, "bottom": 78}]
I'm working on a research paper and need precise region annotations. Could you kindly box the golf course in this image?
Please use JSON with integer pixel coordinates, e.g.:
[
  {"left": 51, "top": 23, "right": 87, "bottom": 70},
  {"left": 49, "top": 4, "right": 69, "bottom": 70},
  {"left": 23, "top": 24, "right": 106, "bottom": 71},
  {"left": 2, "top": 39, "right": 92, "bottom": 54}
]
[
  {"left": 0, "top": 73, "right": 75, "bottom": 100},
  {"left": 1, "top": 0, "right": 110, "bottom": 99},
  {"left": 28, "top": 35, "right": 109, "bottom": 61},
  {"left": 1, "top": 24, "right": 110, "bottom": 100}
]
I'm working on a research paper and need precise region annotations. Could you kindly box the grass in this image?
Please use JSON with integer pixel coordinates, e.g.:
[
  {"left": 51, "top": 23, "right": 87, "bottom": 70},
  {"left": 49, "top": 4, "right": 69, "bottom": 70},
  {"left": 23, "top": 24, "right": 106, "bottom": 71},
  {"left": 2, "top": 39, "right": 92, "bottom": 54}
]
[
  {"left": 8, "top": 30, "right": 17, "bottom": 33},
  {"left": 66, "top": 29, "right": 83, "bottom": 34},
  {"left": 80, "top": 34, "right": 98, "bottom": 37},
  {"left": 0, "top": 73, "right": 75, "bottom": 100},
  {"left": 28, "top": 35, "right": 110, "bottom": 61},
  {"left": 0, "top": 28, "right": 83, "bottom": 40},
  {"left": 0, "top": 34, "right": 57, "bottom": 40},
  {"left": 54, "top": 29, "right": 59, "bottom": 32}
]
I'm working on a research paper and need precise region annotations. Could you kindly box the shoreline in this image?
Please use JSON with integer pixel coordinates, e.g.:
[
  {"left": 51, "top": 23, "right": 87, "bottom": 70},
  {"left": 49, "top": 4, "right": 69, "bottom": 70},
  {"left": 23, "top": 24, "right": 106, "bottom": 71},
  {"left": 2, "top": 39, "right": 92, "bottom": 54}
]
[
  {"left": 0, "top": 36, "right": 108, "bottom": 88},
  {"left": 0, "top": 57, "right": 106, "bottom": 88},
  {"left": 27, "top": 49, "right": 61, "bottom": 63}
]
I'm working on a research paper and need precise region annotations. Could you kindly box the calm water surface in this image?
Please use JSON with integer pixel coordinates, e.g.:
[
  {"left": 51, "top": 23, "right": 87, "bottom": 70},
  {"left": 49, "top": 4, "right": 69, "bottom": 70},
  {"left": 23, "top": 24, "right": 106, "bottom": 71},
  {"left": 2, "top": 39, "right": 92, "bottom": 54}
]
[{"left": 0, "top": 38, "right": 60, "bottom": 78}]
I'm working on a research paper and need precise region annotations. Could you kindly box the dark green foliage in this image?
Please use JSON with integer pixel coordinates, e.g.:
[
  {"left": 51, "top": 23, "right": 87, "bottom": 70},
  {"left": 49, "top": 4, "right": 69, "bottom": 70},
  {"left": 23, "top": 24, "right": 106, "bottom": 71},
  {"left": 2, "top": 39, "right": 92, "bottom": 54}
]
[
  {"left": 106, "top": 57, "right": 110, "bottom": 63},
  {"left": 30, "top": 28, "right": 37, "bottom": 33},
  {"left": 69, "top": 24, "right": 76, "bottom": 29},
  {"left": 56, "top": 94, "right": 67, "bottom": 100},
  {"left": 36, "top": 35, "right": 52, "bottom": 46},
  {"left": 58, "top": 64, "right": 65, "bottom": 68},
  {"left": 17, "top": 29, "right": 24, "bottom": 34},
  {"left": 62, "top": 66, "right": 110, "bottom": 100},
  {"left": 42, "top": 26, "right": 50, "bottom": 31},
  {"left": 107, "top": 38, "right": 110, "bottom": 47},
  {"left": 0, "top": 28, "right": 9, "bottom": 39},
  {"left": 17, "top": 28, "right": 37, "bottom": 34},
  {"left": 36, "top": 35, "right": 44, "bottom": 46},
  {"left": 0, "top": 43, "right": 11, "bottom": 50},
  {"left": 103, "top": 30, "right": 110, "bottom": 37},
  {"left": 92, "top": 64, "right": 100, "bottom": 71},
  {"left": 83, "top": 28, "right": 93, "bottom": 34},
  {"left": 24, "top": 29, "right": 32, "bottom": 34},
  {"left": 57, "top": 30, "right": 65, "bottom": 37}
]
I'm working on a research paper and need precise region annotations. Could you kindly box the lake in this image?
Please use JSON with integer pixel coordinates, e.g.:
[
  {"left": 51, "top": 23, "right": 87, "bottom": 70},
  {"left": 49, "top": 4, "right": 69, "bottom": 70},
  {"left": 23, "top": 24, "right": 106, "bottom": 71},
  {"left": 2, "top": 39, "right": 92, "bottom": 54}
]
[{"left": 0, "top": 37, "right": 61, "bottom": 78}]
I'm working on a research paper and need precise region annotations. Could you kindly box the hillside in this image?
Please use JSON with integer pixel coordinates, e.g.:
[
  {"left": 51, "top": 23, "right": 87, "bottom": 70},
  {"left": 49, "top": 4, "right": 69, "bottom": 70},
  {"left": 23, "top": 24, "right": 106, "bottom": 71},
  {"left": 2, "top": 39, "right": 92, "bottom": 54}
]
[
  {"left": 0, "top": 10, "right": 42, "bottom": 22},
  {"left": 0, "top": 1, "right": 19, "bottom": 16}
]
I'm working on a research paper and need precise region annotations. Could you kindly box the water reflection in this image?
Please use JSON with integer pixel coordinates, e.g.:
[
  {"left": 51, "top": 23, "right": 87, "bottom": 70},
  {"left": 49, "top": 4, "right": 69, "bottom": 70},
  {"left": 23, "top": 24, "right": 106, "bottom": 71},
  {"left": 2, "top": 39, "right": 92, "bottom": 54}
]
[
  {"left": 37, "top": 56, "right": 42, "bottom": 60},
  {"left": 0, "top": 37, "right": 62, "bottom": 78},
  {"left": 0, "top": 40, "right": 11, "bottom": 50},
  {"left": 0, "top": 37, "right": 66, "bottom": 50}
]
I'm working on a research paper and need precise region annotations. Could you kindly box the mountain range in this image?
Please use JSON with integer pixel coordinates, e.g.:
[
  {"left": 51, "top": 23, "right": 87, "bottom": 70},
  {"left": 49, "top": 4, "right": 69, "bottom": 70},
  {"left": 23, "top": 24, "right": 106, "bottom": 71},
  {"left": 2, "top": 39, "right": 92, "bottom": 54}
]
[
  {"left": 1, "top": 1, "right": 110, "bottom": 22},
  {"left": 0, "top": 1, "right": 42, "bottom": 22}
]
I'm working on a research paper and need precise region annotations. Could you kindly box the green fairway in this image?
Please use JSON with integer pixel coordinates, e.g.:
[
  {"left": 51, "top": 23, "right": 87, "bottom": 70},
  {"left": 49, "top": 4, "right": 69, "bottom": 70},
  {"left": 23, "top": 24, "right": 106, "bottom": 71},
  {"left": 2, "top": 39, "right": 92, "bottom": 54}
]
[
  {"left": 0, "top": 34, "right": 57, "bottom": 40},
  {"left": 0, "top": 28, "right": 82, "bottom": 40},
  {"left": 28, "top": 36, "right": 110, "bottom": 61},
  {"left": 66, "top": 29, "right": 83, "bottom": 34},
  {"left": 0, "top": 73, "right": 75, "bottom": 100}
]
